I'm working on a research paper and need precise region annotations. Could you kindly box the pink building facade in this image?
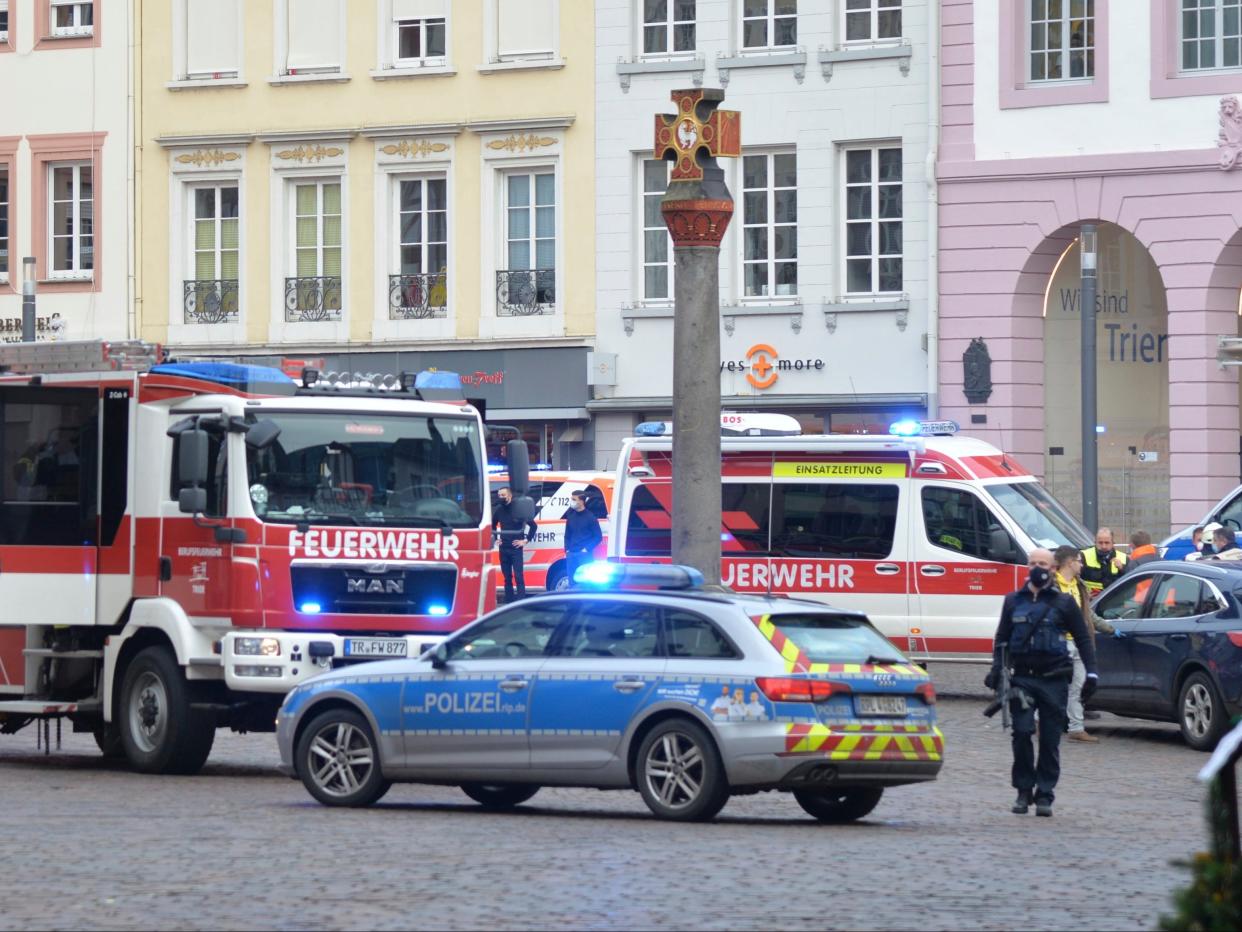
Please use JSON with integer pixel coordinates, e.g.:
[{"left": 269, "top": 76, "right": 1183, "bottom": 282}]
[{"left": 938, "top": 0, "right": 1242, "bottom": 537}]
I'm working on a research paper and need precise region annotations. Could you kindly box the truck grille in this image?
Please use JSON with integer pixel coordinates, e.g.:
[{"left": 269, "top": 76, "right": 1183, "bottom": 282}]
[{"left": 290, "top": 565, "right": 457, "bottom": 616}]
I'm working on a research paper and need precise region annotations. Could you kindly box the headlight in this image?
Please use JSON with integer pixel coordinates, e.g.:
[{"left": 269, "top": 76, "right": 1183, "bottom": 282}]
[{"left": 234, "top": 637, "right": 281, "bottom": 657}]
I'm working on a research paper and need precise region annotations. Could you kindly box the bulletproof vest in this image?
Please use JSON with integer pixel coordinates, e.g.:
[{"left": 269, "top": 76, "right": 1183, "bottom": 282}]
[{"left": 1008, "top": 595, "right": 1069, "bottom": 666}]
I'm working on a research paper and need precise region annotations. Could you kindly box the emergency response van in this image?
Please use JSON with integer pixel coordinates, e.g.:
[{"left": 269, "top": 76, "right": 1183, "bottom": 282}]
[
  {"left": 610, "top": 419, "right": 1091, "bottom": 661},
  {"left": 0, "top": 341, "right": 524, "bottom": 774}
]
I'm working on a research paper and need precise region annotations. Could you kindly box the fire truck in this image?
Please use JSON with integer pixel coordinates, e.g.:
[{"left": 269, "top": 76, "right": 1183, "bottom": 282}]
[
  {"left": 0, "top": 341, "right": 526, "bottom": 773},
  {"left": 609, "top": 417, "right": 1093, "bottom": 662}
]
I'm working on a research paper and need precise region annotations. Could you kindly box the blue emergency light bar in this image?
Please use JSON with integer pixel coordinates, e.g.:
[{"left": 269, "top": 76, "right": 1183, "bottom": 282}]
[
  {"left": 573, "top": 562, "right": 704, "bottom": 591},
  {"left": 889, "top": 419, "right": 960, "bottom": 437},
  {"left": 414, "top": 370, "right": 463, "bottom": 391},
  {"left": 151, "top": 361, "right": 298, "bottom": 396}
]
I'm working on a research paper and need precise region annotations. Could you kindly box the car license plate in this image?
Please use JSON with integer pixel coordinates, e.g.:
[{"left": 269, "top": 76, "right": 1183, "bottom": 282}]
[
  {"left": 343, "top": 638, "right": 408, "bottom": 658},
  {"left": 857, "top": 695, "right": 907, "bottom": 716}
]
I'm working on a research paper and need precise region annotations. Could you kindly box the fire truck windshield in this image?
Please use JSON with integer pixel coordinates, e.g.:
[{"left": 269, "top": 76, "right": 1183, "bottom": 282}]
[
  {"left": 244, "top": 412, "right": 484, "bottom": 528},
  {"left": 988, "top": 481, "right": 1092, "bottom": 551}
]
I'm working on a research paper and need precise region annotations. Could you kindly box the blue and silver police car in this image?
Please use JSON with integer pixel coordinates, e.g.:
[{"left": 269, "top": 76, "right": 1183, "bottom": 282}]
[{"left": 275, "top": 564, "right": 944, "bottom": 822}]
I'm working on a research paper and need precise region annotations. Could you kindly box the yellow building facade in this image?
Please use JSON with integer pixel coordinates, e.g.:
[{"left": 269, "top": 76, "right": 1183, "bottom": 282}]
[{"left": 138, "top": 0, "right": 596, "bottom": 466}]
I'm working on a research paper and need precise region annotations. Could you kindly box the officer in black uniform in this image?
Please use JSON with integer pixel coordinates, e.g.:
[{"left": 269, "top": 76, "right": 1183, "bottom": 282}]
[
  {"left": 493, "top": 485, "right": 538, "bottom": 602},
  {"left": 986, "top": 547, "right": 1098, "bottom": 818}
]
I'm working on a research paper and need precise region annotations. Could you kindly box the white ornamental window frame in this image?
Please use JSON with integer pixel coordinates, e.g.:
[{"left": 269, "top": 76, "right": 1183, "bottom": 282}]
[
  {"left": 174, "top": 0, "right": 243, "bottom": 81},
  {"left": 1180, "top": 0, "right": 1242, "bottom": 73},
  {"left": 841, "top": 144, "right": 903, "bottom": 297},
  {"left": 48, "top": 161, "right": 94, "bottom": 280},
  {"left": 187, "top": 181, "right": 241, "bottom": 289},
  {"left": 275, "top": 0, "right": 347, "bottom": 77},
  {"left": 640, "top": 0, "right": 697, "bottom": 58},
  {"left": 1027, "top": 0, "right": 1095, "bottom": 84},
  {"left": 741, "top": 0, "right": 797, "bottom": 51},
  {"left": 637, "top": 157, "right": 674, "bottom": 305},
  {"left": 1, "top": 0, "right": 10, "bottom": 44},
  {"left": 841, "top": 0, "right": 903, "bottom": 46},
  {"left": 740, "top": 149, "right": 798, "bottom": 301},
  {"left": 50, "top": 0, "right": 93, "bottom": 37}
]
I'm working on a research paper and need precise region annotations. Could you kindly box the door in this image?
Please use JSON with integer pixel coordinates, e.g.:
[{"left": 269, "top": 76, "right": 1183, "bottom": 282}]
[
  {"left": 910, "top": 484, "right": 1025, "bottom": 659},
  {"left": 1090, "top": 571, "right": 1159, "bottom": 711},
  {"left": 528, "top": 598, "right": 665, "bottom": 770},
  {"left": 1129, "top": 573, "right": 1208, "bottom": 715},
  {"left": 401, "top": 600, "right": 572, "bottom": 770}
]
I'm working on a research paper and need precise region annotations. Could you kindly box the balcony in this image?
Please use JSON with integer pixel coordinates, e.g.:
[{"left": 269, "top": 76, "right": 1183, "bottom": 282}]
[
  {"left": 388, "top": 272, "right": 448, "bottom": 320},
  {"left": 496, "top": 268, "right": 555, "bottom": 317},
  {"left": 284, "top": 276, "right": 342, "bottom": 323},
  {"left": 183, "top": 279, "right": 239, "bottom": 325}
]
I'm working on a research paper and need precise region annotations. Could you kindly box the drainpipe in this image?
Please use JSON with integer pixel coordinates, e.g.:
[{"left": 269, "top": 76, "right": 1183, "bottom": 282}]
[{"left": 924, "top": 0, "right": 941, "bottom": 419}]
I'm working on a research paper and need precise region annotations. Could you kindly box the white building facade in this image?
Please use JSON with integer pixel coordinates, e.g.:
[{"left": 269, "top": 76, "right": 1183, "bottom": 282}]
[
  {"left": 0, "top": 0, "right": 131, "bottom": 343},
  {"left": 592, "top": 0, "right": 938, "bottom": 467}
]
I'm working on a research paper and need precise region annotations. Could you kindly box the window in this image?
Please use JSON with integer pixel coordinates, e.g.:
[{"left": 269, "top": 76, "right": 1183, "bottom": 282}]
[
  {"left": 626, "top": 484, "right": 672, "bottom": 555},
  {"left": 742, "top": 152, "right": 797, "bottom": 298},
  {"left": 288, "top": 180, "right": 342, "bottom": 321},
  {"left": 665, "top": 610, "right": 739, "bottom": 658},
  {"left": 921, "top": 487, "right": 1021, "bottom": 563},
  {"left": 397, "top": 177, "right": 447, "bottom": 279},
  {"left": 742, "top": 0, "right": 796, "bottom": 50},
  {"left": 844, "top": 0, "right": 901, "bottom": 42},
  {"left": 50, "top": 0, "right": 92, "bottom": 37},
  {"left": 1150, "top": 574, "right": 1206, "bottom": 619},
  {"left": 1, "top": 0, "right": 9, "bottom": 43},
  {"left": 722, "top": 483, "right": 772, "bottom": 553},
  {"left": 496, "top": 0, "right": 555, "bottom": 61},
  {"left": 641, "top": 159, "right": 672, "bottom": 302},
  {"left": 764, "top": 612, "right": 906, "bottom": 664},
  {"left": 184, "top": 0, "right": 240, "bottom": 78},
  {"left": 1182, "top": 0, "right": 1242, "bottom": 71},
  {"left": 445, "top": 601, "right": 569, "bottom": 660},
  {"left": 497, "top": 170, "right": 555, "bottom": 312},
  {"left": 170, "top": 429, "right": 228, "bottom": 518},
  {"left": 0, "top": 168, "right": 7, "bottom": 280},
  {"left": 186, "top": 185, "right": 239, "bottom": 324},
  {"left": 560, "top": 601, "right": 661, "bottom": 659},
  {"left": 49, "top": 164, "right": 93, "bottom": 279},
  {"left": 284, "top": 0, "right": 342, "bottom": 74},
  {"left": 1095, "top": 575, "right": 1152, "bottom": 621},
  {"left": 643, "top": 0, "right": 695, "bottom": 54},
  {"left": 844, "top": 147, "right": 902, "bottom": 295},
  {"left": 1029, "top": 0, "right": 1094, "bottom": 82},
  {"left": 393, "top": 0, "right": 447, "bottom": 65},
  {"left": 772, "top": 483, "right": 899, "bottom": 559}
]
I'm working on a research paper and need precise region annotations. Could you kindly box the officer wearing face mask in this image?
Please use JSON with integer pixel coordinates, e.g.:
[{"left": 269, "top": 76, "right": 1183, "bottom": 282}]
[{"left": 985, "top": 548, "right": 1097, "bottom": 818}]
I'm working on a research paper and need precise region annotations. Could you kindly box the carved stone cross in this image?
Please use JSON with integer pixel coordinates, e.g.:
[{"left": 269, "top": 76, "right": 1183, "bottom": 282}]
[{"left": 653, "top": 88, "right": 741, "bottom": 182}]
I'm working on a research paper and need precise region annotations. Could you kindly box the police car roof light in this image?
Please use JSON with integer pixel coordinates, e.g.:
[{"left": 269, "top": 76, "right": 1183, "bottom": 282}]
[
  {"left": 573, "top": 561, "right": 704, "bottom": 591},
  {"left": 889, "top": 419, "right": 960, "bottom": 438}
]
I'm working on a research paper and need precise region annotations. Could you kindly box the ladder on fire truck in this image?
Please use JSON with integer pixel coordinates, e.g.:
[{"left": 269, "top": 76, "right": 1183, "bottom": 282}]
[{"left": 0, "top": 339, "right": 163, "bottom": 374}]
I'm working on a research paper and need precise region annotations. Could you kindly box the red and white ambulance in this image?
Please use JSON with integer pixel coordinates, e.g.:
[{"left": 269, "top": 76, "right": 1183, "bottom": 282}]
[
  {"left": 609, "top": 418, "right": 1092, "bottom": 661},
  {"left": 0, "top": 341, "right": 516, "bottom": 773}
]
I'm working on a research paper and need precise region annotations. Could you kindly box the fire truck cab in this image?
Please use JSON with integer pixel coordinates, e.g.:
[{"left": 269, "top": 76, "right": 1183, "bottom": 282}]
[{"left": 0, "top": 341, "right": 514, "bottom": 774}]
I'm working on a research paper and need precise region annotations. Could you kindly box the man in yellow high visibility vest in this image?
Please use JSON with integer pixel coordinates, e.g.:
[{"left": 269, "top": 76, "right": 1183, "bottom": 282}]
[{"left": 1081, "top": 527, "right": 1127, "bottom": 598}]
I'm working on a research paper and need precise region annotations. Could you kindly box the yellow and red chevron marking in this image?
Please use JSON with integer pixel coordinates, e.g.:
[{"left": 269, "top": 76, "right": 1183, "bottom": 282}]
[
  {"left": 752, "top": 615, "right": 924, "bottom": 677},
  {"left": 783, "top": 724, "right": 944, "bottom": 761}
]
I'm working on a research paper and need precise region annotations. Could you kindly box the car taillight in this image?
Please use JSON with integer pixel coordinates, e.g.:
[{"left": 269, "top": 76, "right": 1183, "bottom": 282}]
[
  {"left": 755, "top": 677, "right": 851, "bottom": 703},
  {"left": 1227, "top": 631, "right": 1242, "bottom": 649},
  {"left": 916, "top": 682, "right": 937, "bottom": 706}
]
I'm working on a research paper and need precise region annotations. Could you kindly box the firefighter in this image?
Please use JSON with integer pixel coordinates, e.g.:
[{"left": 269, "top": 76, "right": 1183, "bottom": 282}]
[{"left": 1080, "top": 527, "right": 1127, "bottom": 598}]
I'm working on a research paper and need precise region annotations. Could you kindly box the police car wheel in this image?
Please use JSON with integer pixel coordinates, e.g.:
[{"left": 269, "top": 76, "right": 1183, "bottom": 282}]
[
  {"left": 793, "top": 787, "right": 883, "bottom": 823},
  {"left": 296, "top": 708, "right": 392, "bottom": 807},
  {"left": 636, "top": 719, "right": 729, "bottom": 822},
  {"left": 460, "top": 783, "right": 541, "bottom": 808},
  {"left": 1179, "top": 672, "right": 1228, "bottom": 752}
]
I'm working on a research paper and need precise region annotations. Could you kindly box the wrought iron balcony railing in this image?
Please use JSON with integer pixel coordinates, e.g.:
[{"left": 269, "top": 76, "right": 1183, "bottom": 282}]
[
  {"left": 389, "top": 272, "right": 448, "bottom": 320},
  {"left": 496, "top": 268, "right": 555, "bottom": 317},
  {"left": 284, "top": 276, "right": 343, "bottom": 323},
  {"left": 183, "top": 279, "right": 240, "bottom": 324}
]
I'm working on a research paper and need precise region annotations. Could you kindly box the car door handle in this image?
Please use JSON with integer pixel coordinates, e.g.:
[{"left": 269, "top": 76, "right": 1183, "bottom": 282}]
[
  {"left": 875, "top": 563, "right": 901, "bottom": 576},
  {"left": 499, "top": 678, "right": 528, "bottom": 692},
  {"left": 613, "top": 679, "right": 646, "bottom": 693},
  {"left": 1169, "top": 634, "right": 1189, "bottom": 641},
  {"left": 920, "top": 565, "right": 946, "bottom": 576}
]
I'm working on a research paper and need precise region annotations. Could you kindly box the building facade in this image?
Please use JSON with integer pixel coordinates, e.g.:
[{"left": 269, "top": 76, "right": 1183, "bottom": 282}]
[
  {"left": 138, "top": 0, "right": 595, "bottom": 467},
  {"left": 592, "top": 0, "right": 937, "bottom": 468},
  {"left": 0, "top": 0, "right": 130, "bottom": 343},
  {"left": 938, "top": 0, "right": 1242, "bottom": 539}
]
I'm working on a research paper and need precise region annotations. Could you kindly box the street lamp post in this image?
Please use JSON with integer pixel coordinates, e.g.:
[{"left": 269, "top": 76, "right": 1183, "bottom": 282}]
[
  {"left": 1080, "top": 224, "right": 1099, "bottom": 534},
  {"left": 21, "top": 256, "right": 36, "bottom": 343}
]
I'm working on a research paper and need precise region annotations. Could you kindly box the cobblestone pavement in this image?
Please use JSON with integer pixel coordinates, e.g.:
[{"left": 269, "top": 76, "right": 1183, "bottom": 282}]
[{"left": 0, "top": 669, "right": 1209, "bottom": 931}]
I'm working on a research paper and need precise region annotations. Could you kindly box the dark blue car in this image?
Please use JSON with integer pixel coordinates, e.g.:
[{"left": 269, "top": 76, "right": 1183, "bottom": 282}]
[{"left": 1090, "top": 560, "right": 1242, "bottom": 750}]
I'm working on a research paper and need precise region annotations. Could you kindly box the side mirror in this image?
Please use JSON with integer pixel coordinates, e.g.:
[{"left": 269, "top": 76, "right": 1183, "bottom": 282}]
[
  {"left": 245, "top": 418, "right": 281, "bottom": 451},
  {"left": 513, "top": 495, "right": 537, "bottom": 523},
  {"left": 178, "top": 486, "right": 207, "bottom": 515},
  {"left": 506, "top": 438, "right": 530, "bottom": 495},
  {"left": 178, "top": 427, "right": 210, "bottom": 487},
  {"left": 430, "top": 642, "right": 450, "bottom": 670},
  {"left": 989, "top": 527, "right": 1020, "bottom": 563}
]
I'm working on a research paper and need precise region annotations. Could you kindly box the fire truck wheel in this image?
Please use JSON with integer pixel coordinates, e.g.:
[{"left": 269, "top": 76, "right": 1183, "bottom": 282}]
[
  {"left": 92, "top": 722, "right": 124, "bottom": 759},
  {"left": 119, "top": 647, "right": 216, "bottom": 775},
  {"left": 296, "top": 707, "right": 392, "bottom": 807},
  {"left": 460, "top": 783, "right": 541, "bottom": 808}
]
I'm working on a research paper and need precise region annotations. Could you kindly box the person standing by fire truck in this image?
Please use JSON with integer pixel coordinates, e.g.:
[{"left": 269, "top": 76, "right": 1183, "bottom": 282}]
[{"left": 494, "top": 485, "right": 538, "bottom": 602}]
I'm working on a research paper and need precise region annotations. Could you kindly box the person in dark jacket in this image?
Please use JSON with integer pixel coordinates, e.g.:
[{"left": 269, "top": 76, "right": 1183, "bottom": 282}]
[
  {"left": 986, "top": 548, "right": 1098, "bottom": 818},
  {"left": 1125, "top": 530, "right": 1160, "bottom": 572},
  {"left": 1210, "top": 526, "right": 1242, "bottom": 561},
  {"left": 562, "top": 490, "right": 603, "bottom": 587},
  {"left": 493, "top": 486, "right": 538, "bottom": 602}
]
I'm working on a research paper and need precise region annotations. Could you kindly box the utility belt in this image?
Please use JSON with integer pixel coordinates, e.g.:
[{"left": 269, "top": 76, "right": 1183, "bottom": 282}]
[{"left": 1011, "top": 662, "right": 1072, "bottom": 680}]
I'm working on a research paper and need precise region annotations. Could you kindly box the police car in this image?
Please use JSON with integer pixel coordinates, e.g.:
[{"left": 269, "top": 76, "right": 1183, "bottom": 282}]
[{"left": 275, "top": 564, "right": 944, "bottom": 822}]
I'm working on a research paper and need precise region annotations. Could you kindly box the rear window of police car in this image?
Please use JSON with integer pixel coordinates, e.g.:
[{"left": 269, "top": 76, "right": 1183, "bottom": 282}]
[{"left": 767, "top": 613, "right": 906, "bottom": 664}]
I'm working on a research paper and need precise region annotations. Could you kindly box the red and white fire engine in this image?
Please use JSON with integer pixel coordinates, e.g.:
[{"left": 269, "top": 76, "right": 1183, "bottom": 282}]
[{"left": 0, "top": 341, "right": 521, "bottom": 773}]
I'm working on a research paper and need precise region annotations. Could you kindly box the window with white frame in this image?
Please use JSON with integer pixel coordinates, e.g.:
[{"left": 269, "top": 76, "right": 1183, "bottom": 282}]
[
  {"left": 844, "top": 147, "right": 902, "bottom": 295},
  {"left": 288, "top": 180, "right": 342, "bottom": 321},
  {"left": 393, "top": 0, "right": 447, "bottom": 65},
  {"left": 1, "top": 0, "right": 9, "bottom": 43},
  {"left": 392, "top": 176, "right": 448, "bottom": 319},
  {"left": 184, "top": 0, "right": 240, "bottom": 79},
  {"left": 49, "top": 163, "right": 93, "bottom": 278},
  {"left": 284, "top": 0, "right": 343, "bottom": 74},
  {"left": 742, "top": 152, "right": 797, "bottom": 298},
  {"left": 1181, "top": 0, "right": 1242, "bottom": 71},
  {"left": 185, "top": 184, "right": 239, "bottom": 324},
  {"left": 0, "top": 168, "right": 8, "bottom": 280},
  {"left": 496, "top": 0, "right": 556, "bottom": 61},
  {"left": 1028, "top": 0, "right": 1094, "bottom": 82},
  {"left": 499, "top": 170, "right": 555, "bottom": 312},
  {"left": 844, "top": 0, "right": 901, "bottom": 42},
  {"left": 742, "top": 0, "right": 796, "bottom": 50},
  {"left": 51, "top": 0, "right": 93, "bottom": 37},
  {"left": 641, "top": 159, "right": 673, "bottom": 301},
  {"left": 643, "top": 0, "right": 695, "bottom": 55}
]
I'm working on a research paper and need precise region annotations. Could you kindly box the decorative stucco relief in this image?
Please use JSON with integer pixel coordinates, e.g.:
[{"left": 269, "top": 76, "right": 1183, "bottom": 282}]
[
  {"left": 486, "top": 134, "right": 557, "bottom": 153},
  {"left": 175, "top": 149, "right": 241, "bottom": 169},
  {"left": 1218, "top": 96, "right": 1242, "bottom": 170},
  {"left": 380, "top": 139, "right": 449, "bottom": 159},
  {"left": 275, "top": 144, "right": 345, "bottom": 164}
]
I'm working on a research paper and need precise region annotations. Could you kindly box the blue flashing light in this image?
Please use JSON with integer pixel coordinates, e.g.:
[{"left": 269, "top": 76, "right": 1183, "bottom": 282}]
[
  {"left": 573, "top": 561, "right": 704, "bottom": 591},
  {"left": 414, "top": 370, "right": 463, "bottom": 391},
  {"left": 427, "top": 604, "right": 450, "bottom": 616},
  {"left": 1096, "top": 425, "right": 1107, "bottom": 434},
  {"left": 889, "top": 419, "right": 960, "bottom": 438},
  {"left": 889, "top": 419, "right": 922, "bottom": 437},
  {"left": 635, "top": 421, "right": 672, "bottom": 437},
  {"left": 532, "top": 462, "right": 553, "bottom": 471},
  {"left": 576, "top": 561, "right": 623, "bottom": 587},
  {"left": 299, "top": 601, "right": 323, "bottom": 614},
  {"left": 486, "top": 462, "right": 507, "bottom": 474},
  {"left": 150, "top": 362, "right": 297, "bottom": 396}
]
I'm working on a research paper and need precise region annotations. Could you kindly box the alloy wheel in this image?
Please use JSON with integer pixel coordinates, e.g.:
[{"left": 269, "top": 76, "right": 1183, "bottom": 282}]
[
  {"left": 643, "top": 731, "right": 705, "bottom": 811},
  {"left": 307, "top": 722, "right": 375, "bottom": 798},
  {"left": 1184, "top": 683, "right": 1214, "bottom": 740}
]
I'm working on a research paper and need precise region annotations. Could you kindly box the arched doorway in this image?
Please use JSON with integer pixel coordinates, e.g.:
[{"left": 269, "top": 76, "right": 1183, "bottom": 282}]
[{"left": 1043, "top": 222, "right": 1170, "bottom": 540}]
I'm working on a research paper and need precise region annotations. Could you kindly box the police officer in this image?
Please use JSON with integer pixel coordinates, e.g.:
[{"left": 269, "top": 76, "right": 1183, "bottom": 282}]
[
  {"left": 493, "top": 485, "right": 538, "bottom": 603},
  {"left": 985, "top": 548, "right": 1098, "bottom": 818},
  {"left": 1080, "top": 527, "right": 1127, "bottom": 597},
  {"left": 562, "top": 490, "right": 603, "bottom": 587}
]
